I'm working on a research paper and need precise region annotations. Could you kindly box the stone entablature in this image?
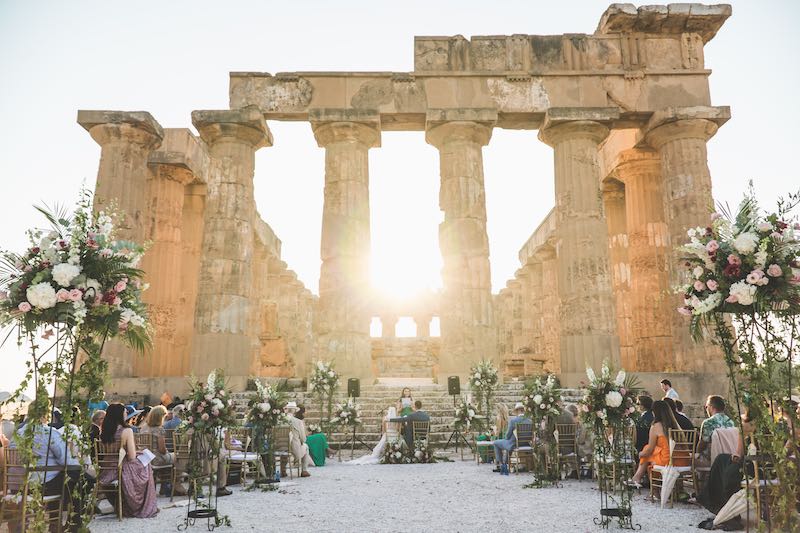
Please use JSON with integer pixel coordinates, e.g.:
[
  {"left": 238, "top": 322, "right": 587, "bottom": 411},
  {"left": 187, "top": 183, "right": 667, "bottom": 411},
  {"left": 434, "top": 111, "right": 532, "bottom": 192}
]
[{"left": 78, "top": 3, "right": 733, "bottom": 395}]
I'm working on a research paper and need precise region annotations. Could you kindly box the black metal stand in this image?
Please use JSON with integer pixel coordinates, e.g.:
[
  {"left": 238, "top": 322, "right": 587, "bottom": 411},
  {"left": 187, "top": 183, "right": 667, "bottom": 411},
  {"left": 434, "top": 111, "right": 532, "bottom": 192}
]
[
  {"left": 179, "top": 433, "right": 222, "bottom": 532},
  {"left": 593, "top": 426, "right": 640, "bottom": 530},
  {"left": 338, "top": 426, "right": 371, "bottom": 461},
  {"left": 444, "top": 427, "right": 474, "bottom": 458}
]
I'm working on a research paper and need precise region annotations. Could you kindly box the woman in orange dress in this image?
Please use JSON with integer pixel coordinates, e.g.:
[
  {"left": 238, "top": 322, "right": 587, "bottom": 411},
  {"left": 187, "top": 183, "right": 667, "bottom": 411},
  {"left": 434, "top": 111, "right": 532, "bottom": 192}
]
[{"left": 628, "top": 400, "right": 680, "bottom": 487}]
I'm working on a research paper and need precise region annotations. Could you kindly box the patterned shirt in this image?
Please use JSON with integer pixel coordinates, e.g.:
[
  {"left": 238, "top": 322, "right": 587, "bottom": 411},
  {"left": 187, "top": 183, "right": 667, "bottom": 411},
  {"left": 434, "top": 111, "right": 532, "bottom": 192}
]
[{"left": 700, "top": 412, "right": 734, "bottom": 444}]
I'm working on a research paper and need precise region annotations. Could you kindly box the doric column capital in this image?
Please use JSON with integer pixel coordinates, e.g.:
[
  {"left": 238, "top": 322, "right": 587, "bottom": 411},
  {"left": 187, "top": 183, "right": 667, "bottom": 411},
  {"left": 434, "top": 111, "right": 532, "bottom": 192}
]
[
  {"left": 538, "top": 107, "right": 618, "bottom": 146},
  {"left": 608, "top": 148, "right": 660, "bottom": 183},
  {"left": 191, "top": 107, "right": 273, "bottom": 148},
  {"left": 425, "top": 108, "right": 496, "bottom": 147},
  {"left": 600, "top": 177, "right": 625, "bottom": 199},
  {"left": 310, "top": 109, "right": 381, "bottom": 148},
  {"left": 643, "top": 106, "right": 730, "bottom": 149},
  {"left": 78, "top": 110, "right": 163, "bottom": 149},
  {"left": 148, "top": 128, "right": 210, "bottom": 185}
]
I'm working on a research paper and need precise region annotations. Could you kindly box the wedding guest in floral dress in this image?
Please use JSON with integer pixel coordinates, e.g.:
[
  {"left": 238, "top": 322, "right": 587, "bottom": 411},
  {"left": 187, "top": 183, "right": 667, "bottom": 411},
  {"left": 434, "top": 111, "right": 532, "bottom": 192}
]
[{"left": 99, "top": 403, "right": 158, "bottom": 518}]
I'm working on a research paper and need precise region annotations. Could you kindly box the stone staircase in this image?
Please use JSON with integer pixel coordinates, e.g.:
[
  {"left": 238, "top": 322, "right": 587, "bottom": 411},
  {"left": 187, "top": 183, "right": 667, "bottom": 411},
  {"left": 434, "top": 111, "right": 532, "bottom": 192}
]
[{"left": 230, "top": 382, "right": 587, "bottom": 450}]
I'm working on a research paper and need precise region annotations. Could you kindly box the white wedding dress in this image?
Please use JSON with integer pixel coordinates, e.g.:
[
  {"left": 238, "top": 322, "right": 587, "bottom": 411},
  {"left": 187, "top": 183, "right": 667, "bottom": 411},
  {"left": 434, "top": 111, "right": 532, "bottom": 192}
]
[{"left": 348, "top": 407, "right": 399, "bottom": 465}]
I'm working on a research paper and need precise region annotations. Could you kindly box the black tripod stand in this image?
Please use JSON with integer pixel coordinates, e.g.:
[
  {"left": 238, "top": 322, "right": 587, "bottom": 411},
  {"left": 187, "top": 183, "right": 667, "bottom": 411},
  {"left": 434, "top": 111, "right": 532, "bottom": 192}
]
[
  {"left": 444, "top": 394, "right": 474, "bottom": 458},
  {"left": 338, "top": 425, "right": 371, "bottom": 461}
]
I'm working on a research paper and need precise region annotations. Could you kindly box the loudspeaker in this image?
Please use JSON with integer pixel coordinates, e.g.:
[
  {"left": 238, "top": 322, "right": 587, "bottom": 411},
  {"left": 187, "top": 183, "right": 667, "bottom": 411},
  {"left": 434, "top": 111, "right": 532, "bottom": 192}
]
[
  {"left": 448, "top": 376, "right": 460, "bottom": 396},
  {"left": 347, "top": 378, "right": 360, "bottom": 398}
]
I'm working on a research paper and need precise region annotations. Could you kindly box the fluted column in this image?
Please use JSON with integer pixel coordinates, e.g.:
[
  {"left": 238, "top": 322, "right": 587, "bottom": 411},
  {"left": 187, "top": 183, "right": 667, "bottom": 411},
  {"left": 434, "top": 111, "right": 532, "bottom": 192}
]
[
  {"left": 179, "top": 183, "right": 206, "bottom": 376},
  {"left": 381, "top": 315, "right": 398, "bottom": 339},
  {"left": 137, "top": 129, "right": 207, "bottom": 377},
  {"left": 526, "top": 261, "right": 544, "bottom": 361},
  {"left": 426, "top": 109, "right": 497, "bottom": 378},
  {"left": 414, "top": 315, "right": 432, "bottom": 338},
  {"left": 645, "top": 107, "right": 728, "bottom": 372},
  {"left": 539, "top": 108, "right": 620, "bottom": 375},
  {"left": 191, "top": 107, "right": 272, "bottom": 376},
  {"left": 612, "top": 148, "right": 673, "bottom": 372},
  {"left": 602, "top": 181, "right": 633, "bottom": 369},
  {"left": 78, "top": 110, "right": 163, "bottom": 379},
  {"left": 311, "top": 109, "right": 380, "bottom": 379}
]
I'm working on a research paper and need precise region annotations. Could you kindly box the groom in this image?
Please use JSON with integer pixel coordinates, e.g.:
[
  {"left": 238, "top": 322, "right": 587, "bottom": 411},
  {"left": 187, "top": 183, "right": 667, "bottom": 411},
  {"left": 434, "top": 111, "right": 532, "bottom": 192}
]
[
  {"left": 493, "top": 402, "right": 531, "bottom": 471},
  {"left": 400, "top": 400, "right": 429, "bottom": 448}
]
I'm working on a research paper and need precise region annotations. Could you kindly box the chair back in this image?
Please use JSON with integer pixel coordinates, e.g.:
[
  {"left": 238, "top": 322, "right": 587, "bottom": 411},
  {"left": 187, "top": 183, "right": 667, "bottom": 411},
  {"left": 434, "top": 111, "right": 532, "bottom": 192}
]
[
  {"left": 555, "top": 423, "right": 578, "bottom": 454},
  {"left": 228, "top": 427, "right": 252, "bottom": 451},
  {"left": 2, "top": 447, "right": 28, "bottom": 497},
  {"left": 96, "top": 440, "right": 122, "bottom": 481},
  {"left": 668, "top": 428, "right": 697, "bottom": 467},
  {"left": 412, "top": 421, "right": 430, "bottom": 442},
  {"left": 134, "top": 431, "right": 153, "bottom": 451},
  {"left": 273, "top": 426, "right": 291, "bottom": 453},
  {"left": 514, "top": 423, "right": 533, "bottom": 447},
  {"left": 164, "top": 428, "right": 176, "bottom": 453},
  {"left": 173, "top": 431, "right": 191, "bottom": 462}
]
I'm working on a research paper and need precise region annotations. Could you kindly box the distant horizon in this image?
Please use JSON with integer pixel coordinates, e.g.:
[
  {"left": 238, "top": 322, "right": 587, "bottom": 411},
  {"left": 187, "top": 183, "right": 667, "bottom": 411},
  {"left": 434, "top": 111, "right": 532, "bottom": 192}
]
[{"left": 1, "top": 0, "right": 799, "bottom": 394}]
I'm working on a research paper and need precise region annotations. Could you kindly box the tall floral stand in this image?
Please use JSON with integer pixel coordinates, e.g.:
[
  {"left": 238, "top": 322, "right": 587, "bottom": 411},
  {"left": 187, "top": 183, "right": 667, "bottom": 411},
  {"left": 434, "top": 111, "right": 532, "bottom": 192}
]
[
  {"left": 593, "top": 426, "right": 639, "bottom": 530},
  {"left": 180, "top": 433, "right": 223, "bottom": 532}
]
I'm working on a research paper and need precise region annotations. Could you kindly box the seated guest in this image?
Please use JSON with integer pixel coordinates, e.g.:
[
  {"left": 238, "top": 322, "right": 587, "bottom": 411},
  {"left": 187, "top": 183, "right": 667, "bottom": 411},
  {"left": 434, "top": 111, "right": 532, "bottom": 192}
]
[
  {"left": 635, "top": 395, "right": 654, "bottom": 452},
  {"left": 140, "top": 406, "right": 174, "bottom": 469},
  {"left": 556, "top": 405, "right": 577, "bottom": 426},
  {"left": 11, "top": 410, "right": 94, "bottom": 530},
  {"left": 163, "top": 404, "right": 184, "bottom": 431},
  {"left": 697, "top": 395, "right": 734, "bottom": 465},
  {"left": 400, "top": 400, "right": 430, "bottom": 448},
  {"left": 88, "top": 409, "right": 105, "bottom": 441},
  {"left": 159, "top": 392, "right": 172, "bottom": 408},
  {"left": 492, "top": 403, "right": 532, "bottom": 472},
  {"left": 627, "top": 400, "right": 683, "bottom": 487},
  {"left": 285, "top": 402, "right": 313, "bottom": 478},
  {"left": 99, "top": 403, "right": 158, "bottom": 518},
  {"left": 663, "top": 397, "right": 694, "bottom": 430}
]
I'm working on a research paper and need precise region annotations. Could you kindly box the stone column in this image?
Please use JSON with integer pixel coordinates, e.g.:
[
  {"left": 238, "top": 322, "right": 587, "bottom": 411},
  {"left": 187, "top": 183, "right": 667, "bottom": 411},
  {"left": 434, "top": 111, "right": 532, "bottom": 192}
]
[
  {"left": 536, "top": 246, "right": 561, "bottom": 373},
  {"left": 190, "top": 107, "right": 272, "bottom": 377},
  {"left": 525, "top": 261, "right": 544, "bottom": 361},
  {"left": 178, "top": 183, "right": 206, "bottom": 377},
  {"left": 310, "top": 109, "right": 380, "bottom": 379},
  {"left": 414, "top": 315, "right": 432, "bottom": 338},
  {"left": 426, "top": 109, "right": 497, "bottom": 378},
  {"left": 137, "top": 129, "right": 208, "bottom": 377},
  {"left": 644, "top": 107, "right": 729, "bottom": 372},
  {"left": 612, "top": 148, "right": 673, "bottom": 372},
  {"left": 78, "top": 110, "right": 163, "bottom": 379},
  {"left": 601, "top": 180, "right": 633, "bottom": 369},
  {"left": 381, "top": 315, "right": 398, "bottom": 339},
  {"left": 538, "top": 108, "right": 620, "bottom": 375}
]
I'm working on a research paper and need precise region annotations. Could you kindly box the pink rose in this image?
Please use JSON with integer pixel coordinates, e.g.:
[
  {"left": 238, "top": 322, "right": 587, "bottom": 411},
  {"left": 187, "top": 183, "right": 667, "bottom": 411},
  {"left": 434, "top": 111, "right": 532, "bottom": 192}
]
[
  {"left": 196, "top": 406, "right": 203, "bottom": 413},
  {"left": 710, "top": 213, "right": 721, "bottom": 221},
  {"left": 620, "top": 387, "right": 627, "bottom": 396},
  {"left": 706, "top": 279, "right": 719, "bottom": 291},
  {"left": 677, "top": 306, "right": 692, "bottom": 316},
  {"left": 705, "top": 240, "right": 719, "bottom": 253},
  {"left": 770, "top": 232, "right": 782, "bottom": 240},
  {"left": 94, "top": 295, "right": 102, "bottom": 305},
  {"left": 115, "top": 281, "right": 127, "bottom": 292},
  {"left": 767, "top": 264, "right": 782, "bottom": 277},
  {"left": 201, "top": 413, "right": 209, "bottom": 421},
  {"left": 728, "top": 254, "right": 742, "bottom": 266},
  {"left": 68, "top": 289, "right": 83, "bottom": 302},
  {"left": 746, "top": 270, "right": 764, "bottom": 285},
  {"left": 790, "top": 276, "right": 800, "bottom": 286},
  {"left": 212, "top": 408, "right": 220, "bottom": 416},
  {"left": 112, "top": 297, "right": 122, "bottom": 306},
  {"left": 0, "top": 291, "right": 7, "bottom": 301},
  {"left": 100, "top": 248, "right": 113, "bottom": 258},
  {"left": 23, "top": 265, "right": 32, "bottom": 273},
  {"left": 187, "top": 416, "right": 194, "bottom": 424},
  {"left": 18, "top": 302, "right": 31, "bottom": 313},
  {"left": 725, "top": 294, "right": 739, "bottom": 303},
  {"left": 693, "top": 280, "right": 706, "bottom": 291},
  {"left": 118, "top": 321, "right": 128, "bottom": 331},
  {"left": 56, "top": 289, "right": 71, "bottom": 302}
]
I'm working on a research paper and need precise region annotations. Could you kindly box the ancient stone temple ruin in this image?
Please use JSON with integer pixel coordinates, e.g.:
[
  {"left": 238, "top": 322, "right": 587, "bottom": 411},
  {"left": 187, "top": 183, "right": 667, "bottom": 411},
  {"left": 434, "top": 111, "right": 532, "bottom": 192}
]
[{"left": 79, "top": 3, "right": 732, "bottom": 399}]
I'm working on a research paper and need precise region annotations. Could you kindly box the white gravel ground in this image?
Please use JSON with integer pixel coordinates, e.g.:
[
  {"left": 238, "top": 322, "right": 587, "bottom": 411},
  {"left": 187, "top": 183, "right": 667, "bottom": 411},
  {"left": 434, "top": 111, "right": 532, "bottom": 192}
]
[{"left": 90, "top": 459, "right": 712, "bottom": 533}]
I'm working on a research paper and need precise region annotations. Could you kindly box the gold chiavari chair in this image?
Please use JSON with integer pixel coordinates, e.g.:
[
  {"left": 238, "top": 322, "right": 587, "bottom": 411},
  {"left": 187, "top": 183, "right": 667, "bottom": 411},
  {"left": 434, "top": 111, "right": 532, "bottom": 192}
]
[
  {"left": 650, "top": 428, "right": 698, "bottom": 506},
  {"left": 2, "top": 447, "right": 64, "bottom": 532},
  {"left": 95, "top": 441, "right": 123, "bottom": 520},
  {"left": 556, "top": 423, "right": 580, "bottom": 480},
  {"left": 272, "top": 426, "right": 295, "bottom": 479},
  {"left": 510, "top": 423, "right": 534, "bottom": 474}
]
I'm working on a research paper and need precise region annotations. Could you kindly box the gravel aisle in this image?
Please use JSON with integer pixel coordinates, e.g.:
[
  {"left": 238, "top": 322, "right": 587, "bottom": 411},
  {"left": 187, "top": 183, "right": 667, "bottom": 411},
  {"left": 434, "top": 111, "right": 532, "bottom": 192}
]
[{"left": 90, "top": 460, "right": 710, "bottom": 532}]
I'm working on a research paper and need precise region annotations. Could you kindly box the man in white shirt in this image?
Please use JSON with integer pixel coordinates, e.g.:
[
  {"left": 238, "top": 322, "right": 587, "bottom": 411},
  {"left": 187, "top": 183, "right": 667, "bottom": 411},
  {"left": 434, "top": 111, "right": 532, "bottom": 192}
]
[
  {"left": 660, "top": 379, "right": 679, "bottom": 400},
  {"left": 285, "top": 402, "right": 313, "bottom": 477}
]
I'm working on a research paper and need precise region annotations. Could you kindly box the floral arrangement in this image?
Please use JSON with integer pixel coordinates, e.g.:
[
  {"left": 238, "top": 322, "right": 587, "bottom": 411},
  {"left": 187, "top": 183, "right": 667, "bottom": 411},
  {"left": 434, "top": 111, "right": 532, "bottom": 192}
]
[
  {"left": 309, "top": 360, "right": 339, "bottom": 395},
  {"left": 185, "top": 369, "right": 238, "bottom": 434},
  {"left": 307, "top": 423, "right": 322, "bottom": 435},
  {"left": 677, "top": 191, "right": 800, "bottom": 336},
  {"left": 382, "top": 438, "right": 409, "bottom": 464},
  {"left": 412, "top": 438, "right": 432, "bottom": 463},
  {"left": 0, "top": 195, "right": 150, "bottom": 350},
  {"left": 246, "top": 379, "right": 287, "bottom": 430},
  {"left": 333, "top": 397, "right": 361, "bottom": 427},
  {"left": 578, "top": 362, "right": 638, "bottom": 430},
  {"left": 469, "top": 359, "right": 499, "bottom": 416},
  {"left": 523, "top": 374, "right": 561, "bottom": 425},
  {"left": 454, "top": 399, "right": 483, "bottom": 432}
]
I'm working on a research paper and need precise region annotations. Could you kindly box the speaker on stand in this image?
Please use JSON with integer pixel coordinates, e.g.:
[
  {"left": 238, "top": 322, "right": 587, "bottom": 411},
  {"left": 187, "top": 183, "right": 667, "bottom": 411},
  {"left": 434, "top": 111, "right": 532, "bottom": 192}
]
[
  {"left": 339, "top": 378, "right": 369, "bottom": 461},
  {"left": 444, "top": 376, "right": 472, "bottom": 456}
]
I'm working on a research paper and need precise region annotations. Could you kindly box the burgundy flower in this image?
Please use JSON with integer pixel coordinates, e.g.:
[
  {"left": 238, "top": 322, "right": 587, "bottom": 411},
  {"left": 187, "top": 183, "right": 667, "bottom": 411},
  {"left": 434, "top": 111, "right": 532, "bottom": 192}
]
[{"left": 722, "top": 264, "right": 741, "bottom": 278}]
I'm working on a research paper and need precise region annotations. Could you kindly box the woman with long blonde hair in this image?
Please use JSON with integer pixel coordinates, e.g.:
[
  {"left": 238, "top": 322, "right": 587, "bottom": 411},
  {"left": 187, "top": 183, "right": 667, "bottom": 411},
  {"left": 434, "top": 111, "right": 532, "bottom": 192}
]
[{"left": 495, "top": 403, "right": 510, "bottom": 438}]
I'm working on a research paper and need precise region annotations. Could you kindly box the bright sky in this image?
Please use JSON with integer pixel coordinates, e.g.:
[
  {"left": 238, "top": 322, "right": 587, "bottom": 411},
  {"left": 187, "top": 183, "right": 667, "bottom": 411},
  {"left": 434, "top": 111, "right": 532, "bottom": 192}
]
[{"left": 0, "top": 0, "right": 798, "bottom": 395}]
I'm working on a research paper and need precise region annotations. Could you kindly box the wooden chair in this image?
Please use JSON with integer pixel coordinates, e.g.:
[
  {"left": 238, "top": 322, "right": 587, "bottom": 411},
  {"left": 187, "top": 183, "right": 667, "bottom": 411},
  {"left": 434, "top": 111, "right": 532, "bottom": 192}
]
[
  {"left": 650, "top": 428, "right": 698, "bottom": 506},
  {"left": 272, "top": 426, "right": 295, "bottom": 479},
  {"left": 140, "top": 431, "right": 177, "bottom": 501},
  {"left": 411, "top": 421, "right": 430, "bottom": 444},
  {"left": 510, "top": 423, "right": 534, "bottom": 473},
  {"left": 474, "top": 436, "right": 494, "bottom": 465},
  {"left": 173, "top": 431, "right": 199, "bottom": 496},
  {"left": 95, "top": 441, "right": 123, "bottom": 520},
  {"left": 1, "top": 447, "right": 64, "bottom": 532},
  {"left": 225, "top": 428, "right": 261, "bottom": 485},
  {"left": 556, "top": 423, "right": 580, "bottom": 480}
]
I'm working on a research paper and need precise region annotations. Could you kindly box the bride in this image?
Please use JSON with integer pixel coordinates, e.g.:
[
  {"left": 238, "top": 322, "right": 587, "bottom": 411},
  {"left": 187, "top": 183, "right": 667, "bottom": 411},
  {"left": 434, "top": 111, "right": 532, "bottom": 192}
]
[{"left": 348, "top": 406, "right": 399, "bottom": 465}]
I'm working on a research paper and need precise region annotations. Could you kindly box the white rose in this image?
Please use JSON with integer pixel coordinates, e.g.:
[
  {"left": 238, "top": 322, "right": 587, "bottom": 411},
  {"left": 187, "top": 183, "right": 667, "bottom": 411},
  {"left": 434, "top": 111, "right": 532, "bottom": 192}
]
[
  {"left": 756, "top": 221, "right": 772, "bottom": 232},
  {"left": 605, "top": 391, "right": 623, "bottom": 408},
  {"left": 733, "top": 232, "right": 759, "bottom": 255},
  {"left": 26, "top": 282, "right": 57, "bottom": 309},
  {"left": 729, "top": 280, "right": 757, "bottom": 305},
  {"left": 52, "top": 263, "right": 81, "bottom": 287},
  {"left": 468, "top": 409, "right": 475, "bottom": 418},
  {"left": 540, "top": 404, "right": 546, "bottom": 409},
  {"left": 692, "top": 266, "right": 704, "bottom": 279},
  {"left": 533, "top": 394, "right": 543, "bottom": 405},
  {"left": 328, "top": 371, "right": 335, "bottom": 377}
]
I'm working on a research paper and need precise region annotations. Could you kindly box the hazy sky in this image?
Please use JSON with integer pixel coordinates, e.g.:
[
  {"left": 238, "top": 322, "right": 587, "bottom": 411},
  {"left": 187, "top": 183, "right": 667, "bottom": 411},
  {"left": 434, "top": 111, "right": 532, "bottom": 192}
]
[{"left": 0, "top": 1, "right": 798, "bottom": 394}]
